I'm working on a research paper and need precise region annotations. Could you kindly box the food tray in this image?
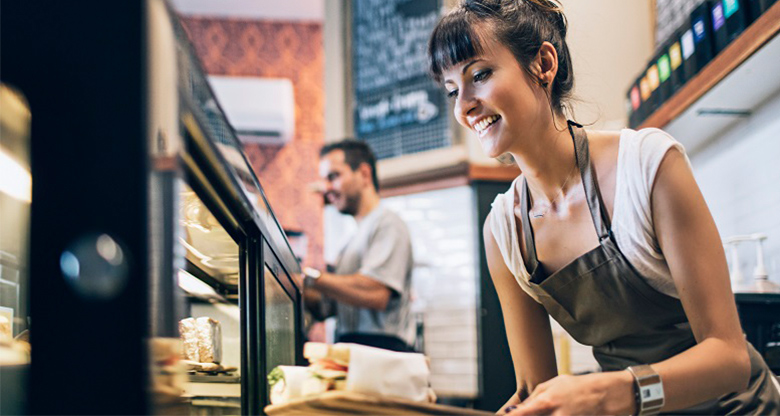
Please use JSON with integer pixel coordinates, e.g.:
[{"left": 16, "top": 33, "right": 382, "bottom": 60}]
[
  {"left": 187, "top": 373, "right": 240, "bottom": 383},
  {"left": 265, "top": 391, "right": 494, "bottom": 416}
]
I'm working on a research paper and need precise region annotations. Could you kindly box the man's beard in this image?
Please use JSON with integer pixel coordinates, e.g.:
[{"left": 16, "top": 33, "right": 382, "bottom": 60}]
[{"left": 338, "top": 191, "right": 361, "bottom": 216}]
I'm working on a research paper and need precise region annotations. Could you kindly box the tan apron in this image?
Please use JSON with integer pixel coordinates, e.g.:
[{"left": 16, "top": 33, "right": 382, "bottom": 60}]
[{"left": 517, "top": 121, "right": 780, "bottom": 414}]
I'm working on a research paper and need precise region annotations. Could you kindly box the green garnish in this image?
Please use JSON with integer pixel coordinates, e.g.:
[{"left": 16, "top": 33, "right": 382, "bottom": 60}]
[{"left": 267, "top": 366, "right": 285, "bottom": 387}]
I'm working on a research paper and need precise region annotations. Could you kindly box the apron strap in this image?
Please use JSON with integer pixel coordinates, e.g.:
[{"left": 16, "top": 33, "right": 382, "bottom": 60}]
[
  {"left": 568, "top": 120, "right": 612, "bottom": 241},
  {"left": 519, "top": 121, "right": 613, "bottom": 277},
  {"left": 520, "top": 177, "right": 539, "bottom": 274}
]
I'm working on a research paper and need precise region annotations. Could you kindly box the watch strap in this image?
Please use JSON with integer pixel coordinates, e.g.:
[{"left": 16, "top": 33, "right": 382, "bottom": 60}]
[
  {"left": 627, "top": 365, "right": 664, "bottom": 415},
  {"left": 303, "top": 267, "right": 321, "bottom": 287}
]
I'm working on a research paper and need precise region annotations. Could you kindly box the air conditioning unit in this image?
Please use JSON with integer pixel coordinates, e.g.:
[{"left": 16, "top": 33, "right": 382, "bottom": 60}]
[{"left": 207, "top": 76, "right": 295, "bottom": 145}]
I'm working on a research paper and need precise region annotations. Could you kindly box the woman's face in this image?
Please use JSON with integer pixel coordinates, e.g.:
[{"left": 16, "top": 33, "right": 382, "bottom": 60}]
[{"left": 441, "top": 37, "right": 548, "bottom": 158}]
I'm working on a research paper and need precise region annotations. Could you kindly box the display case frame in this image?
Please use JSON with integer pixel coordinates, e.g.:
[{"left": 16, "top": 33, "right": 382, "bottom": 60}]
[{"left": 1, "top": 1, "right": 304, "bottom": 414}]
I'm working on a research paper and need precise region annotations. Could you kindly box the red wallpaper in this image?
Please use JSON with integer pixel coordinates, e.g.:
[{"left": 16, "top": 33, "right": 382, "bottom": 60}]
[{"left": 180, "top": 16, "right": 325, "bottom": 269}]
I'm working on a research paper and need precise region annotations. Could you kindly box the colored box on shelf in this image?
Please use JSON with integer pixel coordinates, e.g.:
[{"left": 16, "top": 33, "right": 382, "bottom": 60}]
[
  {"left": 711, "top": 0, "right": 727, "bottom": 54},
  {"left": 680, "top": 21, "right": 699, "bottom": 82},
  {"left": 746, "top": 0, "right": 778, "bottom": 23},
  {"left": 692, "top": 1, "right": 717, "bottom": 66},
  {"left": 656, "top": 49, "right": 673, "bottom": 106},
  {"left": 747, "top": 0, "right": 764, "bottom": 22},
  {"left": 668, "top": 31, "right": 686, "bottom": 93},
  {"left": 639, "top": 74, "right": 652, "bottom": 122},
  {"left": 627, "top": 79, "right": 643, "bottom": 128},
  {"left": 646, "top": 63, "right": 661, "bottom": 113},
  {"left": 724, "top": 0, "right": 749, "bottom": 41}
]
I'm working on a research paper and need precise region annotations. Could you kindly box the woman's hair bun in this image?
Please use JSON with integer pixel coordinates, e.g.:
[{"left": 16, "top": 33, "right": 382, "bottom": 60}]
[
  {"left": 463, "top": 0, "right": 503, "bottom": 15},
  {"left": 525, "top": 0, "right": 567, "bottom": 36}
]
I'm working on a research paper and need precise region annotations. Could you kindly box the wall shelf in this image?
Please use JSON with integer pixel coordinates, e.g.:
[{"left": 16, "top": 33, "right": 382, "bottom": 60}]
[
  {"left": 639, "top": 1, "right": 780, "bottom": 152},
  {"left": 377, "top": 144, "right": 520, "bottom": 197}
]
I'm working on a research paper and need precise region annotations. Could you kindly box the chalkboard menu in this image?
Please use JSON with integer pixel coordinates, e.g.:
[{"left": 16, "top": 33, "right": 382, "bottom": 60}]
[{"left": 352, "top": 0, "right": 450, "bottom": 160}]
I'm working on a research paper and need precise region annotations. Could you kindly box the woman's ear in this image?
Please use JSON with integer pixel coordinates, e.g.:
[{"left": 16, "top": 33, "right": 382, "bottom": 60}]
[{"left": 536, "top": 41, "right": 559, "bottom": 87}]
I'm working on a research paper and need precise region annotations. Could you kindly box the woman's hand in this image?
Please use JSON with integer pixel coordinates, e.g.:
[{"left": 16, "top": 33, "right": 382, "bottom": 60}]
[{"left": 504, "top": 372, "right": 635, "bottom": 416}]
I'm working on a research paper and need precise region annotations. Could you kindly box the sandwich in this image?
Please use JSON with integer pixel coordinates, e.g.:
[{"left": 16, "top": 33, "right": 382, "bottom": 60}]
[
  {"left": 268, "top": 343, "right": 350, "bottom": 404},
  {"left": 267, "top": 342, "right": 435, "bottom": 405}
]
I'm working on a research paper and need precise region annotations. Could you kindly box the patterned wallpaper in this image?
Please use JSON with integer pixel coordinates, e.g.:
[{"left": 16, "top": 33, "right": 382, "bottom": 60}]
[{"left": 180, "top": 16, "right": 325, "bottom": 269}]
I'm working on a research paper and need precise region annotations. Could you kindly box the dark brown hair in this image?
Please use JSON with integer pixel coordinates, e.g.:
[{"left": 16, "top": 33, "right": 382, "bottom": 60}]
[
  {"left": 320, "top": 139, "right": 379, "bottom": 191},
  {"left": 428, "top": 0, "right": 574, "bottom": 116}
]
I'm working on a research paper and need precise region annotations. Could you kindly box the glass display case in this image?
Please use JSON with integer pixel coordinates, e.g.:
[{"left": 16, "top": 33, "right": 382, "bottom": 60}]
[
  {"left": 1, "top": 1, "right": 303, "bottom": 414},
  {"left": 0, "top": 84, "right": 32, "bottom": 415},
  {"left": 168, "top": 8, "right": 304, "bottom": 413}
]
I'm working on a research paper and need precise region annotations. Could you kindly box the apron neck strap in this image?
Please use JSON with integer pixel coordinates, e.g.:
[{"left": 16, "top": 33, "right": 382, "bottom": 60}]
[
  {"left": 520, "top": 176, "right": 539, "bottom": 273},
  {"left": 569, "top": 120, "right": 612, "bottom": 241},
  {"left": 519, "top": 121, "right": 612, "bottom": 265}
]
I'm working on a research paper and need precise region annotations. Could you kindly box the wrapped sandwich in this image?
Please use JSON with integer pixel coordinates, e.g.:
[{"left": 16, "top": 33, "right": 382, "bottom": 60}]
[
  {"left": 267, "top": 343, "right": 350, "bottom": 404},
  {"left": 195, "top": 317, "right": 222, "bottom": 364},
  {"left": 178, "top": 317, "right": 222, "bottom": 364},
  {"left": 178, "top": 318, "right": 200, "bottom": 362},
  {"left": 268, "top": 342, "right": 435, "bottom": 405}
]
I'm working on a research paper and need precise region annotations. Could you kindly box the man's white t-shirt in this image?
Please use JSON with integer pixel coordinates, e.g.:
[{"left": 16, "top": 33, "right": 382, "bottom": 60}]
[{"left": 333, "top": 205, "right": 415, "bottom": 345}]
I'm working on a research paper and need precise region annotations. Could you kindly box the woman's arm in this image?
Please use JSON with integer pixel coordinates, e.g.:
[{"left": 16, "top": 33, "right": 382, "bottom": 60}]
[
  {"left": 483, "top": 216, "right": 558, "bottom": 412},
  {"left": 509, "top": 147, "right": 750, "bottom": 415},
  {"left": 642, "top": 147, "right": 750, "bottom": 409}
]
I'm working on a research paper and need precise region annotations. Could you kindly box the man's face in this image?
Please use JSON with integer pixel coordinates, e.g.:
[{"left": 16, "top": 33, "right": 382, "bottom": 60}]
[{"left": 319, "top": 150, "right": 362, "bottom": 216}]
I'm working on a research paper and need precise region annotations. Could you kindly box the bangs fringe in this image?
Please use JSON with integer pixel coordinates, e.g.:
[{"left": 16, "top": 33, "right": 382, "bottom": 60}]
[{"left": 428, "top": 11, "right": 485, "bottom": 82}]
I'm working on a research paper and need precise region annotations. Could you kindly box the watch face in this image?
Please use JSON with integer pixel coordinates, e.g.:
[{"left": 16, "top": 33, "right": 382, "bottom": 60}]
[
  {"left": 303, "top": 267, "right": 321, "bottom": 279},
  {"left": 640, "top": 383, "right": 664, "bottom": 401}
]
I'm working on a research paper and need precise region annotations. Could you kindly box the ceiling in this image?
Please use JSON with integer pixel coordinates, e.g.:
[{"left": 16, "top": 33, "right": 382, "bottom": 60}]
[{"left": 170, "top": 0, "right": 325, "bottom": 21}]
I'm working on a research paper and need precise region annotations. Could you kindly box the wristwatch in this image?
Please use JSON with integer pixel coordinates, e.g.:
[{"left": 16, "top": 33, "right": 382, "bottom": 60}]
[
  {"left": 626, "top": 365, "right": 664, "bottom": 415},
  {"left": 303, "top": 267, "right": 322, "bottom": 287}
]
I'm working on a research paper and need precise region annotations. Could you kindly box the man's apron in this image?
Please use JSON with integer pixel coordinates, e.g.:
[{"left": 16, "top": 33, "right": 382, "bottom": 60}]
[{"left": 517, "top": 121, "right": 780, "bottom": 414}]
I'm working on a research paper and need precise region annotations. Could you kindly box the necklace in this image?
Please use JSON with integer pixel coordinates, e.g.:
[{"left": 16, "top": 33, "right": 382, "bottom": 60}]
[{"left": 531, "top": 160, "right": 578, "bottom": 218}]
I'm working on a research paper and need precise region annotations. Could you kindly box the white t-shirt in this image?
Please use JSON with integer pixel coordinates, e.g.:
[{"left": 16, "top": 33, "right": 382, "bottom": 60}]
[
  {"left": 488, "top": 128, "right": 688, "bottom": 302},
  {"left": 333, "top": 205, "right": 416, "bottom": 345}
]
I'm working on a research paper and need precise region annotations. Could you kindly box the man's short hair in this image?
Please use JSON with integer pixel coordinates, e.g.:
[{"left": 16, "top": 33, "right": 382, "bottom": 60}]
[{"left": 320, "top": 139, "right": 379, "bottom": 191}]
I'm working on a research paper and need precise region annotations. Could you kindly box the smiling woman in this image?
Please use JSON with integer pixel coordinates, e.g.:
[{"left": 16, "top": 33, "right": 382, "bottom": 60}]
[
  {"left": 428, "top": 0, "right": 573, "bottom": 117},
  {"left": 427, "top": 0, "right": 780, "bottom": 415},
  {"left": 428, "top": 0, "right": 575, "bottom": 161}
]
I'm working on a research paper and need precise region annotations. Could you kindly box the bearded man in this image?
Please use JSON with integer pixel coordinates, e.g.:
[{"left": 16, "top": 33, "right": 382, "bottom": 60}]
[{"left": 303, "top": 139, "right": 415, "bottom": 352}]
